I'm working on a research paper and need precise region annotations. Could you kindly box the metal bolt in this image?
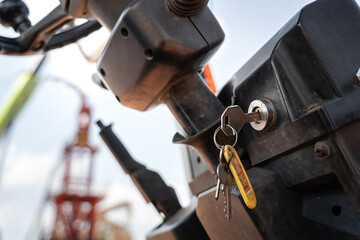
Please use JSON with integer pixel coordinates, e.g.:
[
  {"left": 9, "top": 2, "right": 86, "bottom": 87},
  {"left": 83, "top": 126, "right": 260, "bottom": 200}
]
[
  {"left": 314, "top": 141, "right": 331, "bottom": 159},
  {"left": 31, "top": 41, "right": 44, "bottom": 51},
  {"left": 315, "top": 147, "right": 325, "bottom": 157}
]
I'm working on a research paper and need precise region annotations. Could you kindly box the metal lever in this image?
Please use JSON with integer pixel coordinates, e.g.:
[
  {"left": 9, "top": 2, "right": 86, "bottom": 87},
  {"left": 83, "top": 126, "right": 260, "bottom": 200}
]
[{"left": 97, "top": 120, "right": 181, "bottom": 219}]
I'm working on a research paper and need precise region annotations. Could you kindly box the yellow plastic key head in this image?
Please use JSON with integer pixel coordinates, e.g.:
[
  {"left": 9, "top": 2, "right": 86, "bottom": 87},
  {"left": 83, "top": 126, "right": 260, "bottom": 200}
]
[{"left": 224, "top": 145, "right": 257, "bottom": 209}]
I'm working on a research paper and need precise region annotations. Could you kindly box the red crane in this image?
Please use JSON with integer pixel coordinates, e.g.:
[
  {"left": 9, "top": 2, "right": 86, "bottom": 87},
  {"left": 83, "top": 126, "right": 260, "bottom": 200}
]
[{"left": 50, "top": 94, "right": 100, "bottom": 240}]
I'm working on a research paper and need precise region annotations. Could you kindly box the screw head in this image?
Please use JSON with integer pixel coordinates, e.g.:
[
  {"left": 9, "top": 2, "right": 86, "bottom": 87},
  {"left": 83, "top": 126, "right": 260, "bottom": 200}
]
[
  {"left": 315, "top": 147, "right": 325, "bottom": 157},
  {"left": 31, "top": 41, "right": 44, "bottom": 51},
  {"left": 314, "top": 141, "right": 331, "bottom": 159}
]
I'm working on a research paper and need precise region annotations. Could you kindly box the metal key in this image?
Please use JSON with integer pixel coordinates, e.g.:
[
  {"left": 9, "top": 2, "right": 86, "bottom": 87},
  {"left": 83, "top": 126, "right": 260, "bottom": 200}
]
[
  {"left": 215, "top": 176, "right": 221, "bottom": 200},
  {"left": 217, "top": 162, "right": 234, "bottom": 185},
  {"left": 221, "top": 105, "right": 261, "bottom": 136},
  {"left": 215, "top": 146, "right": 226, "bottom": 200},
  {"left": 223, "top": 183, "right": 232, "bottom": 221},
  {"left": 217, "top": 162, "right": 234, "bottom": 221},
  {"left": 213, "top": 131, "right": 237, "bottom": 221},
  {"left": 222, "top": 151, "right": 234, "bottom": 221},
  {"left": 215, "top": 146, "right": 231, "bottom": 200}
]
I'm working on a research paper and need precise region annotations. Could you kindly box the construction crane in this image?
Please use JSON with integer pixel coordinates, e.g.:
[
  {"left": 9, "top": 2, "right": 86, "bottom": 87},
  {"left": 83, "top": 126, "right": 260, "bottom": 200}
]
[
  {"left": 49, "top": 98, "right": 100, "bottom": 239},
  {"left": 2, "top": 75, "right": 135, "bottom": 240},
  {"left": 42, "top": 84, "right": 132, "bottom": 240}
]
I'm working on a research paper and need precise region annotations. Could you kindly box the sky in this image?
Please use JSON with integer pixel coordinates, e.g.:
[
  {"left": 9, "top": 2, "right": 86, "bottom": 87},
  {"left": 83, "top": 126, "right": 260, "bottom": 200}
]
[{"left": 3, "top": 0, "right": 357, "bottom": 239}]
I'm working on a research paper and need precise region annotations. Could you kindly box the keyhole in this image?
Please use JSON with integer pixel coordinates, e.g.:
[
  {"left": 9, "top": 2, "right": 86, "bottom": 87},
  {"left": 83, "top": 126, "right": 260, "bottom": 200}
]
[
  {"left": 332, "top": 205, "right": 342, "bottom": 216},
  {"left": 253, "top": 107, "right": 261, "bottom": 124}
]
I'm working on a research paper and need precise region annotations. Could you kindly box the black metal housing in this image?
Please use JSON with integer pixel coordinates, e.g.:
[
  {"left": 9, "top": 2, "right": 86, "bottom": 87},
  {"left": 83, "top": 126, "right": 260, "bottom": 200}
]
[
  {"left": 97, "top": 0, "right": 224, "bottom": 110},
  {"left": 191, "top": 0, "right": 360, "bottom": 238}
]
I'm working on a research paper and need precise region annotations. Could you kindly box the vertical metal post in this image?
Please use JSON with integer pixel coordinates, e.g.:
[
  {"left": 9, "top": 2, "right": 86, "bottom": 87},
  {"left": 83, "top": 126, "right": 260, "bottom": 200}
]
[{"left": 162, "top": 72, "right": 224, "bottom": 137}]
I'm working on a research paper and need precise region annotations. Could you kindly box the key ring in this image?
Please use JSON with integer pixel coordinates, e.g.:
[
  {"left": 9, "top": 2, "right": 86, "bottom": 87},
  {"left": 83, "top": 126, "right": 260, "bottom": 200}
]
[{"left": 213, "top": 124, "right": 238, "bottom": 150}]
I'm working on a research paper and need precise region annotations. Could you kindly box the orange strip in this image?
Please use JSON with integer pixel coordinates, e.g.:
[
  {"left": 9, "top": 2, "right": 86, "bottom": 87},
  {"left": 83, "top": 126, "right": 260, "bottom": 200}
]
[{"left": 203, "top": 64, "right": 216, "bottom": 93}]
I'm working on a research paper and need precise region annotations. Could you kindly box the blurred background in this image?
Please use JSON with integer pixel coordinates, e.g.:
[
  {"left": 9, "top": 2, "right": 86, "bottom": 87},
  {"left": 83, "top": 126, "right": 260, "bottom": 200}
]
[{"left": 2, "top": 0, "right": 351, "bottom": 239}]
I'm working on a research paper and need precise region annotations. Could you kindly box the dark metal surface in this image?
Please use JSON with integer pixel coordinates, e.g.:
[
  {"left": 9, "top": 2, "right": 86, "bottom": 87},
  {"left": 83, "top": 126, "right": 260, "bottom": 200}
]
[
  {"left": 87, "top": 0, "right": 133, "bottom": 30},
  {"left": 162, "top": 73, "right": 224, "bottom": 137},
  {"left": 147, "top": 197, "right": 209, "bottom": 240},
  {"left": 97, "top": 0, "right": 228, "bottom": 180},
  {"left": 302, "top": 187, "right": 360, "bottom": 238},
  {"left": 197, "top": 187, "right": 262, "bottom": 240},
  {"left": 227, "top": 0, "right": 360, "bottom": 167},
  {"left": 189, "top": 170, "right": 214, "bottom": 196},
  {"left": 196, "top": 0, "right": 360, "bottom": 238}
]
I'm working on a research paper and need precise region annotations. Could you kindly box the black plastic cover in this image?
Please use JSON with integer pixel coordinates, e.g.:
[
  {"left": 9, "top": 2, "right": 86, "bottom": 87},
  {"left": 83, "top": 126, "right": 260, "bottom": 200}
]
[{"left": 98, "top": 0, "right": 224, "bottom": 110}]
